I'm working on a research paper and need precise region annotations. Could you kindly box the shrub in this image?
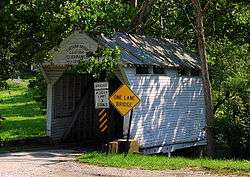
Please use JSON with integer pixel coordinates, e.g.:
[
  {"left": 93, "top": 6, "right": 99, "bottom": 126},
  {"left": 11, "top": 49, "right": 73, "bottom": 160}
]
[
  {"left": 214, "top": 94, "right": 250, "bottom": 159},
  {"left": 28, "top": 72, "right": 47, "bottom": 112},
  {"left": 0, "top": 114, "right": 4, "bottom": 127}
]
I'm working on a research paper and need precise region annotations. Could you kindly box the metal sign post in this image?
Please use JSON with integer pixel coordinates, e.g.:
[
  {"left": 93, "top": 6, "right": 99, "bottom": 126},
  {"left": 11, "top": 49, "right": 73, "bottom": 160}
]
[
  {"left": 126, "top": 108, "right": 134, "bottom": 156},
  {"left": 109, "top": 84, "right": 140, "bottom": 155},
  {"left": 94, "top": 82, "right": 109, "bottom": 144}
]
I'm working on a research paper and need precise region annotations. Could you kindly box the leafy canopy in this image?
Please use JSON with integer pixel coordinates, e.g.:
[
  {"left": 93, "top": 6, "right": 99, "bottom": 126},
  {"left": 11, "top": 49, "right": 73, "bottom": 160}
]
[{"left": 0, "top": 0, "right": 136, "bottom": 84}]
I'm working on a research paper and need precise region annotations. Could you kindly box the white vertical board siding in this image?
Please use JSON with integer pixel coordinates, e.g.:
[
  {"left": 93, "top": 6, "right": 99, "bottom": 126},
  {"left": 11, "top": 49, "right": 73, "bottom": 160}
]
[{"left": 124, "top": 67, "right": 206, "bottom": 154}]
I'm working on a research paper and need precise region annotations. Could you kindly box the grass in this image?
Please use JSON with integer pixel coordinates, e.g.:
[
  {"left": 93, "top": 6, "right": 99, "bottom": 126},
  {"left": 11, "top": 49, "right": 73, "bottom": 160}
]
[
  {"left": 79, "top": 152, "right": 250, "bottom": 176},
  {"left": 0, "top": 79, "right": 46, "bottom": 140}
]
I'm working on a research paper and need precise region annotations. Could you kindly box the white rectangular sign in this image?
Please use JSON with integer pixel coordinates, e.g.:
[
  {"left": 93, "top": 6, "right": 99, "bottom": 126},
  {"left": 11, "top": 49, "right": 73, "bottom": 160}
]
[
  {"left": 94, "top": 82, "right": 109, "bottom": 90},
  {"left": 94, "top": 82, "right": 109, "bottom": 109}
]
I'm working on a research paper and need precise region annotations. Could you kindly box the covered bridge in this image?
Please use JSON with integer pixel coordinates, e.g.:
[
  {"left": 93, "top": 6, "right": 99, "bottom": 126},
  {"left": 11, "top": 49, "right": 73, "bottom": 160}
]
[{"left": 42, "top": 31, "right": 207, "bottom": 154}]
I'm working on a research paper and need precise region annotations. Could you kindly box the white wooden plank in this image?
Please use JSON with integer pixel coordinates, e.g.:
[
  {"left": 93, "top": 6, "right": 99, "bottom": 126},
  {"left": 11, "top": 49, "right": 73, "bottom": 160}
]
[
  {"left": 124, "top": 66, "right": 206, "bottom": 150},
  {"left": 46, "top": 83, "right": 53, "bottom": 137}
]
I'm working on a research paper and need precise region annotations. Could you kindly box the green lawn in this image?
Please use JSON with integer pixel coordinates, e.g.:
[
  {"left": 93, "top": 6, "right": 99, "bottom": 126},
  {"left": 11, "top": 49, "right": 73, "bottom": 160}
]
[
  {"left": 79, "top": 152, "right": 250, "bottom": 175},
  {"left": 0, "top": 79, "right": 46, "bottom": 140}
]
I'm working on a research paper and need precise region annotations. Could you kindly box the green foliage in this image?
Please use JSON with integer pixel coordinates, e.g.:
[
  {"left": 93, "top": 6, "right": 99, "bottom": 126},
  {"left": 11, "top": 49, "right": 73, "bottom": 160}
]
[
  {"left": 141, "top": 0, "right": 250, "bottom": 158},
  {"left": 69, "top": 47, "right": 121, "bottom": 80},
  {"left": 208, "top": 38, "right": 249, "bottom": 94},
  {"left": 206, "top": 4, "right": 250, "bottom": 158},
  {"left": 0, "top": 0, "right": 136, "bottom": 86},
  {"left": 206, "top": 1, "right": 250, "bottom": 45},
  {"left": 0, "top": 114, "right": 5, "bottom": 130},
  {"left": 214, "top": 95, "right": 250, "bottom": 159},
  {"left": 143, "top": 0, "right": 250, "bottom": 49},
  {"left": 65, "top": 0, "right": 137, "bottom": 35},
  {"left": 79, "top": 151, "right": 250, "bottom": 175},
  {"left": 0, "top": 0, "right": 131, "bottom": 108},
  {"left": 0, "top": 0, "right": 249, "bottom": 158},
  {"left": 28, "top": 73, "right": 47, "bottom": 111},
  {"left": 207, "top": 38, "right": 250, "bottom": 158},
  {"left": 144, "top": 1, "right": 196, "bottom": 48}
]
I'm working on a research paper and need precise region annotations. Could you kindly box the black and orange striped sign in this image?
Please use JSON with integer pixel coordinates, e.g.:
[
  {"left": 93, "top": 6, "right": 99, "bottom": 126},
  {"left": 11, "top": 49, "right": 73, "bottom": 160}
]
[{"left": 98, "top": 108, "right": 108, "bottom": 133}]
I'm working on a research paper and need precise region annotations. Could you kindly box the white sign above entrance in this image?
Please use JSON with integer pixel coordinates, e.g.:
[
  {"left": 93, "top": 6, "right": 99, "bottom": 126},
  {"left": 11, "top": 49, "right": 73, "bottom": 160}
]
[
  {"left": 94, "top": 82, "right": 109, "bottom": 109},
  {"left": 65, "top": 44, "right": 89, "bottom": 64},
  {"left": 47, "top": 31, "right": 98, "bottom": 65}
]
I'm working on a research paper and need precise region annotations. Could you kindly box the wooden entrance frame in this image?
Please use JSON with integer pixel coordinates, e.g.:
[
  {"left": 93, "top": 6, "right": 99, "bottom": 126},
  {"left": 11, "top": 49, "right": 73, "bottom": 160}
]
[{"left": 41, "top": 31, "right": 126, "bottom": 143}]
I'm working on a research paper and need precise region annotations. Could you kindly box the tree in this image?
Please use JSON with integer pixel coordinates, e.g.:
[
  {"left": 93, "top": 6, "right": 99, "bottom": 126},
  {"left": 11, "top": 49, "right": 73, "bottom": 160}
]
[
  {"left": 1, "top": 0, "right": 249, "bottom": 158},
  {"left": 191, "top": 0, "right": 214, "bottom": 157},
  {"left": 131, "top": 0, "right": 155, "bottom": 34},
  {"left": 209, "top": 38, "right": 250, "bottom": 158},
  {"left": 132, "top": 0, "right": 215, "bottom": 156},
  {"left": 133, "top": 0, "right": 249, "bottom": 157},
  {"left": 0, "top": 0, "right": 136, "bottom": 87}
]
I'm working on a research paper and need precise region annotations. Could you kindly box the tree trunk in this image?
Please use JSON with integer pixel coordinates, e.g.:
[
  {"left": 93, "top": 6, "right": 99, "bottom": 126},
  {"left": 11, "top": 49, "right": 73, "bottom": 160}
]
[
  {"left": 131, "top": 0, "right": 155, "bottom": 34},
  {"left": 130, "top": 0, "right": 137, "bottom": 8},
  {"left": 193, "top": 0, "right": 214, "bottom": 157}
]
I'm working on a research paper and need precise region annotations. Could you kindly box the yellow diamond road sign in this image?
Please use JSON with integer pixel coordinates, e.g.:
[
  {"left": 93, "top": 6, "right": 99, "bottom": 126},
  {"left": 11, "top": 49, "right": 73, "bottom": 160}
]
[{"left": 109, "top": 85, "right": 140, "bottom": 116}]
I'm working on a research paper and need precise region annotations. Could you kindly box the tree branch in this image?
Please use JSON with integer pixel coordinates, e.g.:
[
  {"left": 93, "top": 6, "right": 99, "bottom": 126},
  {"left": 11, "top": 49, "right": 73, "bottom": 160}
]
[
  {"left": 213, "top": 92, "right": 233, "bottom": 114},
  {"left": 131, "top": 0, "right": 155, "bottom": 34},
  {"left": 130, "top": 0, "right": 137, "bottom": 8},
  {"left": 191, "top": 0, "right": 201, "bottom": 10},
  {"left": 203, "top": 0, "right": 211, "bottom": 13}
]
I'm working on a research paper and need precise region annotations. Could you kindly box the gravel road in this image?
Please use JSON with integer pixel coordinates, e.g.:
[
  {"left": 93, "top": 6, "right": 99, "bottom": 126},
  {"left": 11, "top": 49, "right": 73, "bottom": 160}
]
[{"left": 0, "top": 149, "right": 246, "bottom": 177}]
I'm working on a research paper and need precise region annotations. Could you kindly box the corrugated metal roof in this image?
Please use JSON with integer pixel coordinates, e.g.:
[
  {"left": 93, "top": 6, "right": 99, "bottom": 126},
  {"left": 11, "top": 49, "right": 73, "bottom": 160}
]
[{"left": 98, "top": 33, "right": 201, "bottom": 70}]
